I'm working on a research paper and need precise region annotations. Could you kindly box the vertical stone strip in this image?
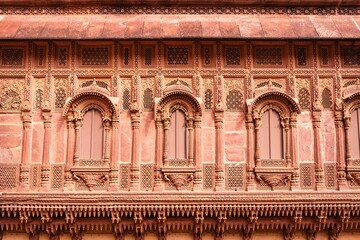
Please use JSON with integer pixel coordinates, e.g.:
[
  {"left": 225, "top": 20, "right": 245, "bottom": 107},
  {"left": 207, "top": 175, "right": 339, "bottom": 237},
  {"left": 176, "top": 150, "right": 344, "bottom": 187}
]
[
  {"left": 290, "top": 112, "right": 300, "bottom": 190},
  {"left": 109, "top": 119, "right": 119, "bottom": 191},
  {"left": 153, "top": 115, "right": 163, "bottom": 191},
  {"left": 214, "top": 75, "right": 225, "bottom": 191},
  {"left": 130, "top": 75, "right": 141, "bottom": 191},
  {"left": 193, "top": 115, "right": 202, "bottom": 191},
  {"left": 41, "top": 100, "right": 52, "bottom": 190},
  {"left": 312, "top": 74, "right": 325, "bottom": 190},
  {"left": 64, "top": 112, "right": 75, "bottom": 191},
  {"left": 20, "top": 99, "right": 32, "bottom": 190}
]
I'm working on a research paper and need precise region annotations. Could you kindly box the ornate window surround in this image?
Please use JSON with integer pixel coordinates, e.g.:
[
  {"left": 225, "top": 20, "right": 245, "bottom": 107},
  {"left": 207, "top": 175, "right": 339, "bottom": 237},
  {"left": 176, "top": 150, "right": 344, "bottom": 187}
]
[
  {"left": 155, "top": 83, "right": 202, "bottom": 190},
  {"left": 62, "top": 83, "right": 119, "bottom": 191},
  {"left": 250, "top": 91, "right": 301, "bottom": 190},
  {"left": 343, "top": 92, "right": 360, "bottom": 186}
]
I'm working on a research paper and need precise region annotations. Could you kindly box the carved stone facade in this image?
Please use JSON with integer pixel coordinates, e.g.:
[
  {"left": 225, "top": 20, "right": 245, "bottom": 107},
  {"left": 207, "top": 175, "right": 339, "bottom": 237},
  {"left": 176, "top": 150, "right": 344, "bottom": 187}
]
[{"left": 2, "top": 1, "right": 360, "bottom": 240}]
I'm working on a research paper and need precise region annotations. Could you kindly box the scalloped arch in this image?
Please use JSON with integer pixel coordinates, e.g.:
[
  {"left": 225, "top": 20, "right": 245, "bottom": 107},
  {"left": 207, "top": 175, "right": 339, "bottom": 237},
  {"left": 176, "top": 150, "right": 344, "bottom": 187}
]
[
  {"left": 157, "top": 90, "right": 202, "bottom": 116},
  {"left": 252, "top": 91, "right": 301, "bottom": 116},
  {"left": 344, "top": 91, "right": 360, "bottom": 117},
  {"left": 63, "top": 90, "right": 119, "bottom": 120}
]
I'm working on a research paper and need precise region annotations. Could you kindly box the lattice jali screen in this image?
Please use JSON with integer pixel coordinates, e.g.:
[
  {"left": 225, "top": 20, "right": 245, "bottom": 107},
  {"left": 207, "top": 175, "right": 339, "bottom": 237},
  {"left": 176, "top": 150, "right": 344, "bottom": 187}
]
[
  {"left": 34, "top": 78, "right": 45, "bottom": 110},
  {"left": 320, "top": 46, "right": 330, "bottom": 66},
  {"left": 51, "top": 165, "right": 64, "bottom": 190},
  {"left": 224, "top": 47, "right": 241, "bottom": 66},
  {"left": 225, "top": 164, "right": 244, "bottom": 190},
  {"left": 324, "top": 163, "right": 337, "bottom": 189},
  {"left": 300, "top": 163, "right": 314, "bottom": 189},
  {"left": 0, "top": 164, "right": 19, "bottom": 190},
  {"left": 296, "top": 78, "right": 311, "bottom": 110},
  {"left": 0, "top": 78, "right": 24, "bottom": 111},
  {"left": 203, "top": 164, "right": 214, "bottom": 190},
  {"left": 167, "top": 47, "right": 189, "bottom": 65},
  {"left": 81, "top": 47, "right": 110, "bottom": 66},
  {"left": 121, "top": 79, "right": 131, "bottom": 111},
  {"left": 54, "top": 78, "right": 68, "bottom": 109},
  {"left": 142, "top": 78, "right": 154, "bottom": 111},
  {"left": 342, "top": 46, "right": 360, "bottom": 66},
  {"left": 224, "top": 78, "right": 244, "bottom": 112},
  {"left": 119, "top": 164, "right": 130, "bottom": 190},
  {"left": 30, "top": 165, "right": 41, "bottom": 189},
  {"left": 204, "top": 78, "right": 214, "bottom": 111},
  {"left": 1, "top": 47, "right": 24, "bottom": 66},
  {"left": 254, "top": 47, "right": 283, "bottom": 66},
  {"left": 296, "top": 47, "right": 307, "bottom": 67},
  {"left": 140, "top": 164, "right": 153, "bottom": 191}
]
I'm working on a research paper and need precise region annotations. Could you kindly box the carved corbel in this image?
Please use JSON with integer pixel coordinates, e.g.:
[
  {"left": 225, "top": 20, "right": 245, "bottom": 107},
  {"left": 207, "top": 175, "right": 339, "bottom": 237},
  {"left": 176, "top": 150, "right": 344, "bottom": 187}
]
[
  {"left": 65, "top": 211, "right": 76, "bottom": 224},
  {"left": 29, "top": 230, "right": 40, "bottom": 240},
  {"left": 328, "top": 226, "right": 341, "bottom": 240},
  {"left": 243, "top": 226, "right": 254, "bottom": 240},
  {"left": 215, "top": 211, "right": 227, "bottom": 240},
  {"left": 134, "top": 211, "right": 144, "bottom": 240},
  {"left": 49, "top": 232, "right": 60, "bottom": 240},
  {"left": 293, "top": 210, "right": 303, "bottom": 225},
  {"left": 157, "top": 210, "right": 167, "bottom": 240},
  {"left": 111, "top": 211, "right": 121, "bottom": 224},
  {"left": 306, "top": 229, "right": 317, "bottom": 240},
  {"left": 20, "top": 211, "right": 30, "bottom": 224},
  {"left": 256, "top": 174, "right": 291, "bottom": 190},
  {"left": 284, "top": 226, "right": 295, "bottom": 240},
  {"left": 72, "top": 172, "right": 109, "bottom": 191},
  {"left": 194, "top": 210, "right": 204, "bottom": 240},
  {"left": 41, "top": 211, "right": 51, "bottom": 223}
]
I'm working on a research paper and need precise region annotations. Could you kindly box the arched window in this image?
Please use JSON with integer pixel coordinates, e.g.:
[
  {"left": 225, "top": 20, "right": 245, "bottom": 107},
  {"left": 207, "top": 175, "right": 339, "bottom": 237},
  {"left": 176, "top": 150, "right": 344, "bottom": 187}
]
[
  {"left": 350, "top": 108, "right": 360, "bottom": 159},
  {"left": 168, "top": 109, "right": 187, "bottom": 160},
  {"left": 80, "top": 109, "right": 103, "bottom": 160},
  {"left": 260, "top": 109, "right": 284, "bottom": 159}
]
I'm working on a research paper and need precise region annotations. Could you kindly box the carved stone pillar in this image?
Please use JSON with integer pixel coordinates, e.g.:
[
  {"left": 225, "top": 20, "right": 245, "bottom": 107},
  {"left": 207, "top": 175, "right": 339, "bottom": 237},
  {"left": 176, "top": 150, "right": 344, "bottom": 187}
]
[
  {"left": 254, "top": 118, "right": 261, "bottom": 167},
  {"left": 109, "top": 120, "right": 119, "bottom": 191},
  {"left": 246, "top": 111, "right": 256, "bottom": 191},
  {"left": 20, "top": 100, "right": 32, "bottom": 190},
  {"left": 187, "top": 119, "right": 194, "bottom": 166},
  {"left": 313, "top": 110, "right": 325, "bottom": 190},
  {"left": 73, "top": 119, "right": 82, "bottom": 166},
  {"left": 64, "top": 114, "right": 75, "bottom": 191},
  {"left": 290, "top": 113, "right": 300, "bottom": 190},
  {"left": 344, "top": 116, "right": 351, "bottom": 170},
  {"left": 103, "top": 119, "right": 111, "bottom": 168},
  {"left": 163, "top": 119, "right": 170, "bottom": 166},
  {"left": 335, "top": 111, "right": 347, "bottom": 190},
  {"left": 130, "top": 112, "right": 140, "bottom": 191},
  {"left": 154, "top": 118, "right": 164, "bottom": 191},
  {"left": 214, "top": 107, "right": 225, "bottom": 191},
  {"left": 41, "top": 101, "right": 52, "bottom": 190},
  {"left": 284, "top": 119, "right": 291, "bottom": 168},
  {"left": 193, "top": 116, "right": 202, "bottom": 190}
]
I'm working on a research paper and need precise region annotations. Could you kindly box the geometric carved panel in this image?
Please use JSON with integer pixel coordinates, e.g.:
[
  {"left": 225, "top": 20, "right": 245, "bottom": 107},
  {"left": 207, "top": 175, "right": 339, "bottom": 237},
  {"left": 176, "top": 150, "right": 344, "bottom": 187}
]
[
  {"left": 0, "top": 164, "right": 19, "bottom": 190},
  {"left": 1, "top": 47, "right": 25, "bottom": 67},
  {"left": 203, "top": 164, "right": 214, "bottom": 190},
  {"left": 119, "top": 164, "right": 130, "bottom": 190},
  {"left": 81, "top": 46, "right": 110, "bottom": 66},
  {"left": 324, "top": 163, "right": 337, "bottom": 189},
  {"left": 0, "top": 78, "right": 24, "bottom": 111},
  {"left": 30, "top": 165, "right": 41, "bottom": 190},
  {"left": 167, "top": 47, "right": 189, "bottom": 65},
  {"left": 300, "top": 163, "right": 314, "bottom": 189},
  {"left": 140, "top": 164, "right": 153, "bottom": 191},
  {"left": 254, "top": 46, "right": 283, "bottom": 66},
  {"left": 51, "top": 165, "right": 64, "bottom": 190},
  {"left": 225, "top": 164, "right": 244, "bottom": 190}
]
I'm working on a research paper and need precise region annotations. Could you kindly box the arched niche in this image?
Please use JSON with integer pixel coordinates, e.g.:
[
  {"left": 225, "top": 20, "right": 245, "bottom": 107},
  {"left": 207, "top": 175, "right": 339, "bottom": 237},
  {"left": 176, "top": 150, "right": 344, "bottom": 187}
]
[
  {"left": 343, "top": 92, "right": 360, "bottom": 186},
  {"left": 249, "top": 91, "right": 301, "bottom": 190},
  {"left": 155, "top": 88, "right": 202, "bottom": 190},
  {"left": 63, "top": 87, "right": 119, "bottom": 191}
]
